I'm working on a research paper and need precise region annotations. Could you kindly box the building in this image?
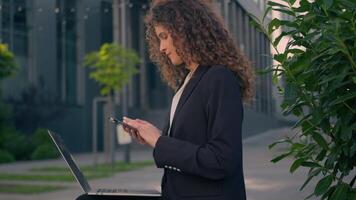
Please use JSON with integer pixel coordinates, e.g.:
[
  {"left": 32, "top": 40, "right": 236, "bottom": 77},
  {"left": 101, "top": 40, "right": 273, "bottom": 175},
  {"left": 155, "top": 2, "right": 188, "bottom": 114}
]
[{"left": 0, "top": 0, "right": 279, "bottom": 153}]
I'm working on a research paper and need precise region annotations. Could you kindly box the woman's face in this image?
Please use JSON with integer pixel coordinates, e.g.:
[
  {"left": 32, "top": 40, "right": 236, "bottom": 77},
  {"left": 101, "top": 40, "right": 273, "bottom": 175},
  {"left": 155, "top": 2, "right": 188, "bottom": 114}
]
[{"left": 154, "top": 24, "right": 184, "bottom": 66}]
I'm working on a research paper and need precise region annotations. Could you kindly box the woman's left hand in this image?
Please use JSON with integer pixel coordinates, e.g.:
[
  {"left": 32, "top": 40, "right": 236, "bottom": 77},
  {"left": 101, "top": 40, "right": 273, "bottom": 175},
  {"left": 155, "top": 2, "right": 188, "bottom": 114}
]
[{"left": 123, "top": 117, "right": 161, "bottom": 148}]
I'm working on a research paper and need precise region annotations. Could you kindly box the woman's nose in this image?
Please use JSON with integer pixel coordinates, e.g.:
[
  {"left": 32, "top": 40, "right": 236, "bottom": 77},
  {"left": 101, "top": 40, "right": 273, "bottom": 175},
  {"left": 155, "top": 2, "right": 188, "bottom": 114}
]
[{"left": 160, "top": 43, "right": 167, "bottom": 55}]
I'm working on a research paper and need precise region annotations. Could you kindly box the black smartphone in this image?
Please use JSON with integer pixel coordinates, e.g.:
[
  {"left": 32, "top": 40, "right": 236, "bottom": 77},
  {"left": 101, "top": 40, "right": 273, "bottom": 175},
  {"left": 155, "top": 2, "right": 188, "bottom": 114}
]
[{"left": 108, "top": 117, "right": 138, "bottom": 133}]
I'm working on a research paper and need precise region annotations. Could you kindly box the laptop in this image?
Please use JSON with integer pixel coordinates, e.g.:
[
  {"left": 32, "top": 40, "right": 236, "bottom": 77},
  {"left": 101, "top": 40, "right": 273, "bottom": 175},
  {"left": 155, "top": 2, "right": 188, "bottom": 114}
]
[{"left": 47, "top": 130, "right": 161, "bottom": 197}]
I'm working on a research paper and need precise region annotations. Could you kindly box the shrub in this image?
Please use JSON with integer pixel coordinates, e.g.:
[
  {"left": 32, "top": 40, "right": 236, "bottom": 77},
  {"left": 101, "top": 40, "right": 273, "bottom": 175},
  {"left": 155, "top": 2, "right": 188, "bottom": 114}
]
[
  {"left": 30, "top": 128, "right": 60, "bottom": 160},
  {"left": 0, "top": 149, "right": 15, "bottom": 163},
  {"left": 30, "top": 144, "right": 59, "bottom": 160},
  {"left": 250, "top": 0, "right": 356, "bottom": 199},
  {"left": 32, "top": 128, "right": 52, "bottom": 146},
  {"left": 0, "top": 127, "right": 34, "bottom": 160}
]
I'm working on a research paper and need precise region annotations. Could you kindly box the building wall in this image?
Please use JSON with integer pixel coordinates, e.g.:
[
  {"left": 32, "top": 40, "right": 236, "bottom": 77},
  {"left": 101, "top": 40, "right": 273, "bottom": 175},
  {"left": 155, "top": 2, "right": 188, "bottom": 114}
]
[{"left": 1, "top": 0, "right": 278, "bottom": 152}]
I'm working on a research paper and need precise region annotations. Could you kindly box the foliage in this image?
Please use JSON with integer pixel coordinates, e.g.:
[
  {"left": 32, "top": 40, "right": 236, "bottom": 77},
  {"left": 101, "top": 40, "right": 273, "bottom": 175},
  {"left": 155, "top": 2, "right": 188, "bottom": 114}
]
[
  {"left": 0, "top": 43, "right": 18, "bottom": 80},
  {"left": 30, "top": 144, "right": 60, "bottom": 160},
  {"left": 7, "top": 84, "right": 65, "bottom": 132},
  {"left": 30, "top": 128, "right": 60, "bottom": 160},
  {"left": 0, "top": 127, "right": 34, "bottom": 160},
  {"left": 250, "top": 0, "right": 356, "bottom": 199},
  {"left": 0, "top": 149, "right": 15, "bottom": 164},
  {"left": 83, "top": 43, "right": 140, "bottom": 96},
  {"left": 0, "top": 127, "right": 59, "bottom": 163}
]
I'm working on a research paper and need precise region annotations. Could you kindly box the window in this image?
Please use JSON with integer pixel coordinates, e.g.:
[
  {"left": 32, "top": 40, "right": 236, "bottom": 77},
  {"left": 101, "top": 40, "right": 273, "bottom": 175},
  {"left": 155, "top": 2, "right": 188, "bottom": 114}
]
[{"left": 56, "top": 0, "right": 77, "bottom": 104}]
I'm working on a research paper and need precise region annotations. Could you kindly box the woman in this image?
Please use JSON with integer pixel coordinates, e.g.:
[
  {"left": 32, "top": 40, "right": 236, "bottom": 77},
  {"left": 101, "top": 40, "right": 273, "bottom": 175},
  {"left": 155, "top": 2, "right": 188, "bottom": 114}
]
[{"left": 124, "top": 1, "right": 255, "bottom": 199}]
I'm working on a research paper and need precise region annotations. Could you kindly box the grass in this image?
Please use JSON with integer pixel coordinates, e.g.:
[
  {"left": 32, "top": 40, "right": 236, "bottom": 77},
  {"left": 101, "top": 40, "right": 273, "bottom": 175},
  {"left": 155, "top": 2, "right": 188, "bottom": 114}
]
[
  {"left": 0, "top": 161, "right": 154, "bottom": 194},
  {"left": 0, "top": 161, "right": 154, "bottom": 182},
  {"left": 0, "top": 184, "right": 65, "bottom": 194},
  {"left": 31, "top": 160, "right": 155, "bottom": 173}
]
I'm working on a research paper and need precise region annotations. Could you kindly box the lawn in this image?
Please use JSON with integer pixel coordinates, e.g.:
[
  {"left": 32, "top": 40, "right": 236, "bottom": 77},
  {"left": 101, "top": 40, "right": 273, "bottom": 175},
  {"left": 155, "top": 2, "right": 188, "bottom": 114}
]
[{"left": 0, "top": 160, "right": 154, "bottom": 194}]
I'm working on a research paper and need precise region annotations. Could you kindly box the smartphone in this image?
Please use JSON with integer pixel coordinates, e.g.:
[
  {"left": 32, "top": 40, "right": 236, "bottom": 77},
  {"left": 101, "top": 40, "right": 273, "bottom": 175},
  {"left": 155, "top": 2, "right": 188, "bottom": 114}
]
[{"left": 108, "top": 117, "right": 139, "bottom": 134}]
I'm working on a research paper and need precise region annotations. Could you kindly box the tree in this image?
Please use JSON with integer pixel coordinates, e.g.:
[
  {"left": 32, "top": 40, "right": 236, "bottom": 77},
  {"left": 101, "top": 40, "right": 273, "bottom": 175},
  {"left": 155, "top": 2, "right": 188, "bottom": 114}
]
[
  {"left": 0, "top": 43, "right": 18, "bottom": 80},
  {"left": 0, "top": 43, "right": 18, "bottom": 127},
  {"left": 250, "top": 0, "right": 355, "bottom": 199},
  {"left": 84, "top": 43, "right": 140, "bottom": 96},
  {"left": 83, "top": 43, "right": 140, "bottom": 165}
]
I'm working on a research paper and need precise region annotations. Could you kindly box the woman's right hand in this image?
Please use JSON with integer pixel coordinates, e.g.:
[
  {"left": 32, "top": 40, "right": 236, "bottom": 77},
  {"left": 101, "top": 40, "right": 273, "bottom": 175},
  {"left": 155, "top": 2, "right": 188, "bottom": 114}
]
[{"left": 123, "top": 117, "right": 162, "bottom": 148}]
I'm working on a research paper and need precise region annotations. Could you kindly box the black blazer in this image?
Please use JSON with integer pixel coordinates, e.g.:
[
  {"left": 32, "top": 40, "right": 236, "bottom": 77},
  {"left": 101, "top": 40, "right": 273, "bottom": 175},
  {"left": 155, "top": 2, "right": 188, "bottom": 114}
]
[{"left": 153, "top": 64, "right": 246, "bottom": 200}]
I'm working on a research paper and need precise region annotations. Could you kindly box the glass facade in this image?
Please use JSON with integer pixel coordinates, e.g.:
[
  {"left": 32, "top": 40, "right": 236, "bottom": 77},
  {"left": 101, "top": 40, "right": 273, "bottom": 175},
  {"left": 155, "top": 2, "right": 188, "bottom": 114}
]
[
  {"left": 1, "top": 0, "right": 28, "bottom": 56},
  {"left": 0, "top": 0, "right": 275, "bottom": 152},
  {"left": 56, "top": 0, "right": 77, "bottom": 104}
]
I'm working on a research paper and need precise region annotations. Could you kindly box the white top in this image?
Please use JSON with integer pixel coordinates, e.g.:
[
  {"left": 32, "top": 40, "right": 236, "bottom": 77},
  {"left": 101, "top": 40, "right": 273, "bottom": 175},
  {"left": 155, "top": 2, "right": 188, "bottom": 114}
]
[{"left": 168, "top": 71, "right": 194, "bottom": 136}]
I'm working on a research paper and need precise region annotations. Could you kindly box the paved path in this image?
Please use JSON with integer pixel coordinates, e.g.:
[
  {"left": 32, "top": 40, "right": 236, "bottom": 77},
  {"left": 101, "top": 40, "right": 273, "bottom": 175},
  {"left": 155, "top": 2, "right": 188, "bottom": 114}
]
[{"left": 0, "top": 127, "right": 320, "bottom": 200}]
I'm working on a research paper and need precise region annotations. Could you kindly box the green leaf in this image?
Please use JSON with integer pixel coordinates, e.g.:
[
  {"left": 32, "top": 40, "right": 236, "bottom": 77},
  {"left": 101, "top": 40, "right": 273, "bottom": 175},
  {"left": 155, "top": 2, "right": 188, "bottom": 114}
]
[
  {"left": 314, "top": 175, "right": 333, "bottom": 196},
  {"left": 268, "top": 18, "right": 281, "bottom": 35},
  {"left": 269, "top": 138, "right": 292, "bottom": 149},
  {"left": 340, "top": 127, "right": 352, "bottom": 142},
  {"left": 311, "top": 132, "right": 329, "bottom": 150},
  {"left": 321, "top": 185, "right": 336, "bottom": 200},
  {"left": 262, "top": 6, "right": 272, "bottom": 23},
  {"left": 294, "top": 0, "right": 311, "bottom": 12},
  {"left": 301, "top": 161, "right": 322, "bottom": 168},
  {"left": 300, "top": 174, "right": 315, "bottom": 191},
  {"left": 350, "top": 143, "right": 356, "bottom": 157},
  {"left": 290, "top": 157, "right": 306, "bottom": 173},
  {"left": 271, "top": 152, "right": 293, "bottom": 163},
  {"left": 330, "top": 92, "right": 356, "bottom": 105},
  {"left": 323, "top": 0, "right": 333, "bottom": 8},
  {"left": 330, "top": 183, "right": 348, "bottom": 200},
  {"left": 287, "top": 49, "right": 304, "bottom": 54},
  {"left": 274, "top": 53, "right": 286, "bottom": 63},
  {"left": 316, "top": 149, "right": 327, "bottom": 161},
  {"left": 291, "top": 143, "right": 305, "bottom": 151},
  {"left": 249, "top": 20, "right": 264, "bottom": 33},
  {"left": 289, "top": 0, "right": 297, "bottom": 5},
  {"left": 339, "top": 0, "right": 356, "bottom": 10},
  {"left": 352, "top": 76, "right": 356, "bottom": 84},
  {"left": 273, "top": 31, "right": 295, "bottom": 46}
]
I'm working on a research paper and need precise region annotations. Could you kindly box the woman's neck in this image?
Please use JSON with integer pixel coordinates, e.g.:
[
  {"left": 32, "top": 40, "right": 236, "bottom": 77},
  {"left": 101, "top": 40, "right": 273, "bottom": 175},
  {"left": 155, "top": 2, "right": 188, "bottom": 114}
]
[{"left": 186, "top": 61, "right": 199, "bottom": 73}]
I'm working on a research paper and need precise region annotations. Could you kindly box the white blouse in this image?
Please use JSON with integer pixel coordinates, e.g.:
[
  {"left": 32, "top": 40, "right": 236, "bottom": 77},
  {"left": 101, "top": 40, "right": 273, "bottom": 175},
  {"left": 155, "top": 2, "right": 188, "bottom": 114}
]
[{"left": 168, "top": 71, "right": 194, "bottom": 136}]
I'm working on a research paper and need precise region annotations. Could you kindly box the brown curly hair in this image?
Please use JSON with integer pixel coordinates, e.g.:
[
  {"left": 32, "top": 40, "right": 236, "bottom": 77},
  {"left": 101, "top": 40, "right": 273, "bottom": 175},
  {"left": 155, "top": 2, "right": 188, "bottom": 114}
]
[{"left": 145, "top": 0, "right": 255, "bottom": 103}]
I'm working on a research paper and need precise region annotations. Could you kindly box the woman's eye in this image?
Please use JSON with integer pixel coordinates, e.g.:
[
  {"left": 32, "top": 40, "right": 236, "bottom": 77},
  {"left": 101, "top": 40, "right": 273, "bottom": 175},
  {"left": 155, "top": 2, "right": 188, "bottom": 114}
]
[{"left": 160, "top": 34, "right": 167, "bottom": 40}]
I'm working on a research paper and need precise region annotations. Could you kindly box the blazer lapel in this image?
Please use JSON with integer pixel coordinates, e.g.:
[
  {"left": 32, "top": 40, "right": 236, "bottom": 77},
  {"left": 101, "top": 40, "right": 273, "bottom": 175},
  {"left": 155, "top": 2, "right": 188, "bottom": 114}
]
[
  {"left": 162, "top": 112, "right": 170, "bottom": 136},
  {"left": 170, "top": 64, "right": 209, "bottom": 134}
]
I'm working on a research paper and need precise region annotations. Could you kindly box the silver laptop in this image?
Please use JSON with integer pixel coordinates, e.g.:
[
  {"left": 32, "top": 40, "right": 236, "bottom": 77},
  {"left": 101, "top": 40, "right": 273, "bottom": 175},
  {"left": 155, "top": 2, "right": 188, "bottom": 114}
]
[{"left": 47, "top": 130, "right": 161, "bottom": 197}]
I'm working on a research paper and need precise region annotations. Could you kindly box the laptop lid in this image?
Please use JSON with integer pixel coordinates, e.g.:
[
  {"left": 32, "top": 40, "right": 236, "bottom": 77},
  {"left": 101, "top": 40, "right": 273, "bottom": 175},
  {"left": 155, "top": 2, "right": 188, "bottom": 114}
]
[{"left": 48, "top": 130, "right": 92, "bottom": 193}]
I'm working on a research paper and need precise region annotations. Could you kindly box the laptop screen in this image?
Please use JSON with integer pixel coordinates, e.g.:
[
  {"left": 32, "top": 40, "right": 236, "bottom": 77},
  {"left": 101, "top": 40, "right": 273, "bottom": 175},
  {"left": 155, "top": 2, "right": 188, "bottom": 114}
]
[{"left": 48, "top": 130, "right": 92, "bottom": 193}]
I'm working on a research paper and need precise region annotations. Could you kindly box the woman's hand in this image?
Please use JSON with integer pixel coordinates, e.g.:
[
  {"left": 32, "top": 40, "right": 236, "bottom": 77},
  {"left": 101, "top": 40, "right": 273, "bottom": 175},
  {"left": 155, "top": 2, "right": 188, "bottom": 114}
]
[{"left": 123, "top": 117, "right": 161, "bottom": 148}]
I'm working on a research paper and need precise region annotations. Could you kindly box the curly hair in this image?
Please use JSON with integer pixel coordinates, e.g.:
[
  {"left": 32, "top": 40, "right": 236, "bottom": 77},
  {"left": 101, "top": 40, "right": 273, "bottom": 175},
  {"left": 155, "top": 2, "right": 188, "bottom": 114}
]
[{"left": 145, "top": 0, "right": 255, "bottom": 104}]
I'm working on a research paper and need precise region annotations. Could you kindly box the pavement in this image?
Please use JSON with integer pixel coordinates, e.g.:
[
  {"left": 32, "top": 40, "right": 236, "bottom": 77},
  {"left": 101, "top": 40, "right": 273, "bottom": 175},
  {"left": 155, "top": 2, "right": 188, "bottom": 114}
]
[{"left": 0, "top": 127, "right": 320, "bottom": 200}]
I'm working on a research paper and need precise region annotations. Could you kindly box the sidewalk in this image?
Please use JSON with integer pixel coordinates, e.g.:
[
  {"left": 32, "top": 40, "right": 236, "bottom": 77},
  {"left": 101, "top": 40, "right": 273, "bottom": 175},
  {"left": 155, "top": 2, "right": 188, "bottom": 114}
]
[{"left": 0, "top": 127, "right": 317, "bottom": 200}]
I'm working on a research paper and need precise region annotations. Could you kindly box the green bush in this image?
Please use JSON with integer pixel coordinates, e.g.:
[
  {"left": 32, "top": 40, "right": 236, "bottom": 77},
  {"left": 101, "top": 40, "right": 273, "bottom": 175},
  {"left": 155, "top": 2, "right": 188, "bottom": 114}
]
[
  {"left": 30, "top": 128, "right": 59, "bottom": 160},
  {"left": 32, "top": 128, "right": 52, "bottom": 146},
  {"left": 0, "top": 149, "right": 15, "bottom": 163},
  {"left": 251, "top": 0, "right": 355, "bottom": 199},
  {"left": 30, "top": 144, "right": 59, "bottom": 160},
  {"left": 0, "top": 127, "right": 34, "bottom": 160}
]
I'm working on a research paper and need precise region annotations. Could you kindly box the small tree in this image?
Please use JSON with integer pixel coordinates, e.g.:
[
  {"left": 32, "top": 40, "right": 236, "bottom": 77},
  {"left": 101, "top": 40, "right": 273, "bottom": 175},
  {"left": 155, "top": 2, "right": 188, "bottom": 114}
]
[
  {"left": 0, "top": 43, "right": 18, "bottom": 163},
  {"left": 0, "top": 43, "right": 18, "bottom": 80},
  {"left": 250, "top": 0, "right": 355, "bottom": 199},
  {"left": 84, "top": 43, "right": 140, "bottom": 96},
  {"left": 0, "top": 43, "right": 18, "bottom": 127},
  {"left": 83, "top": 43, "right": 140, "bottom": 164}
]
